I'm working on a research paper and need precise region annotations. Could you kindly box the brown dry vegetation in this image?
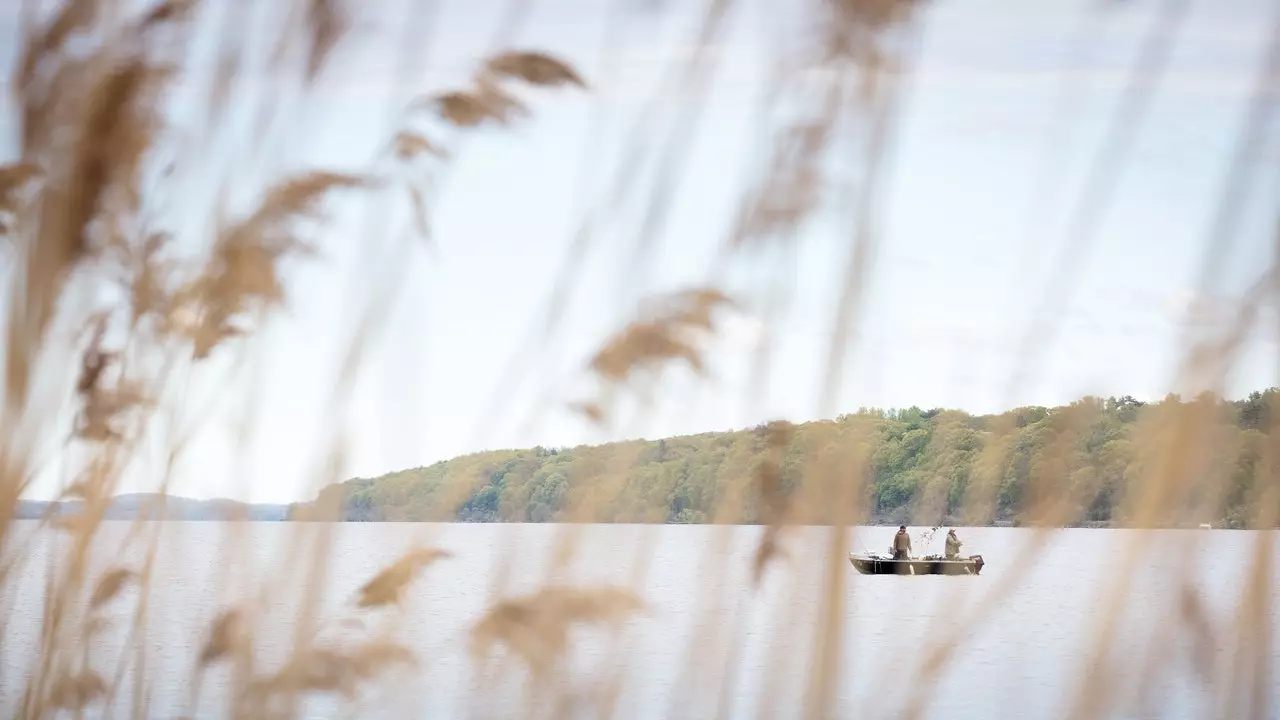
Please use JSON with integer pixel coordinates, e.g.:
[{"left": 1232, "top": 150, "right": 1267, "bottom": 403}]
[{"left": 0, "top": 0, "right": 1275, "bottom": 718}]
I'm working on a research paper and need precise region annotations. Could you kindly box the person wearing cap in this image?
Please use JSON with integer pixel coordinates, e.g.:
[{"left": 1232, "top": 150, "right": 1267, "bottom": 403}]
[
  {"left": 889, "top": 525, "right": 912, "bottom": 559},
  {"left": 945, "top": 528, "right": 963, "bottom": 559}
]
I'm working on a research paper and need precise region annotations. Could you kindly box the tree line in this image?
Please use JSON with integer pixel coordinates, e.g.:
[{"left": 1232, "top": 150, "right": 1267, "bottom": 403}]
[{"left": 288, "top": 389, "right": 1280, "bottom": 529}]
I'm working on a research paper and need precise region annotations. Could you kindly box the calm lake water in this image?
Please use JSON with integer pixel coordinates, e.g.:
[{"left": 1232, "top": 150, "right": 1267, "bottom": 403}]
[{"left": 2, "top": 521, "right": 1277, "bottom": 719}]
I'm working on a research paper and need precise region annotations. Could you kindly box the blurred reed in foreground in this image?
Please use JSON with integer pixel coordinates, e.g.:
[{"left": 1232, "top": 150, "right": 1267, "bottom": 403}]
[{"left": 0, "top": 0, "right": 1275, "bottom": 718}]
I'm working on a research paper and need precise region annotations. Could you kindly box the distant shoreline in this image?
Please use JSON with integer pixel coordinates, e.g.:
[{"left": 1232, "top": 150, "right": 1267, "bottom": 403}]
[
  {"left": 11, "top": 500, "right": 1236, "bottom": 531},
  {"left": 13, "top": 495, "right": 291, "bottom": 523},
  {"left": 17, "top": 391, "right": 1276, "bottom": 531}
]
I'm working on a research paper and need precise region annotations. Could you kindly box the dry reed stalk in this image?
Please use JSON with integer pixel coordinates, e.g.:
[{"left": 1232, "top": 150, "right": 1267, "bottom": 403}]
[
  {"left": 752, "top": 529, "right": 825, "bottom": 720},
  {"left": 1127, "top": 547, "right": 1214, "bottom": 717},
  {"left": 483, "top": 442, "right": 653, "bottom": 715},
  {"left": 304, "top": 0, "right": 346, "bottom": 82},
  {"left": 22, "top": 445, "right": 133, "bottom": 717},
  {"left": 1056, "top": 283, "right": 1273, "bottom": 718},
  {"left": 1226, "top": 523, "right": 1276, "bottom": 719},
  {"left": 613, "top": 0, "right": 733, "bottom": 303},
  {"left": 48, "top": 667, "right": 108, "bottom": 712},
  {"left": 9, "top": 54, "right": 169, "bottom": 421},
  {"left": 1186, "top": 0, "right": 1280, "bottom": 313},
  {"left": 353, "top": 546, "right": 452, "bottom": 608},
  {"left": 195, "top": 191, "right": 372, "bottom": 715},
  {"left": 873, "top": 519, "right": 1067, "bottom": 718},
  {"left": 464, "top": 4, "right": 630, "bottom": 459},
  {"left": 197, "top": 370, "right": 268, "bottom": 714},
  {"left": 959, "top": 415, "right": 1016, "bottom": 526},
  {"left": 87, "top": 567, "right": 134, "bottom": 609},
  {"left": 750, "top": 445, "right": 863, "bottom": 720},
  {"left": 800, "top": 524, "right": 851, "bottom": 720},
  {"left": 236, "top": 5, "right": 504, "bottom": 702},
  {"left": 466, "top": 524, "right": 523, "bottom": 719},
  {"left": 469, "top": 585, "right": 647, "bottom": 677},
  {"left": 663, "top": 522, "right": 739, "bottom": 719},
  {"left": 889, "top": 406, "right": 1101, "bottom": 719},
  {"left": 764, "top": 4, "right": 922, "bottom": 716},
  {"left": 540, "top": 522, "right": 586, "bottom": 585},
  {"left": 749, "top": 420, "right": 795, "bottom": 586},
  {"left": 1214, "top": 386, "right": 1279, "bottom": 718},
  {"left": 431, "top": 0, "right": 734, "bottom": 447},
  {"left": 574, "top": 287, "right": 737, "bottom": 427},
  {"left": 243, "top": 636, "right": 418, "bottom": 707},
  {"left": 1007, "top": 0, "right": 1192, "bottom": 400},
  {"left": 263, "top": 448, "right": 347, "bottom": 719},
  {"left": 118, "top": 512, "right": 163, "bottom": 718},
  {"left": 586, "top": 522, "right": 660, "bottom": 720},
  {"left": 483, "top": 51, "right": 588, "bottom": 89}
]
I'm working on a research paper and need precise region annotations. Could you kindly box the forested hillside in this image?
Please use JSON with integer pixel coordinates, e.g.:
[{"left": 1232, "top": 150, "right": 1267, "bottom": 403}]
[{"left": 291, "top": 389, "right": 1280, "bottom": 529}]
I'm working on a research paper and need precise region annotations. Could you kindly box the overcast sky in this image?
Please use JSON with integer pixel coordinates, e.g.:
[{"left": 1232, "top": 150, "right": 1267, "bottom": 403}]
[{"left": 5, "top": 0, "right": 1279, "bottom": 502}]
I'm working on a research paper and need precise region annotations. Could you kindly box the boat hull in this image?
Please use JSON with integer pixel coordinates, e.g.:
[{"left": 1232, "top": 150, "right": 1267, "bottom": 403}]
[{"left": 848, "top": 554, "right": 984, "bottom": 576}]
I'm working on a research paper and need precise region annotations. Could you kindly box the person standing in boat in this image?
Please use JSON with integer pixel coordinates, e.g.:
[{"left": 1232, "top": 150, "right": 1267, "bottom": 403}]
[
  {"left": 945, "top": 528, "right": 962, "bottom": 559},
  {"left": 890, "top": 525, "right": 912, "bottom": 559}
]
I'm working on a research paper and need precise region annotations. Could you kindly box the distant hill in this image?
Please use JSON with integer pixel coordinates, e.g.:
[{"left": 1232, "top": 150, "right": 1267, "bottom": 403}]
[
  {"left": 284, "top": 388, "right": 1280, "bottom": 530},
  {"left": 15, "top": 494, "right": 290, "bottom": 522}
]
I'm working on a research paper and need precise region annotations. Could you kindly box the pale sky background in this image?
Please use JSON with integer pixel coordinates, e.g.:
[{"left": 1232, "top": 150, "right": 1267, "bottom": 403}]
[{"left": 5, "top": 0, "right": 1280, "bottom": 502}]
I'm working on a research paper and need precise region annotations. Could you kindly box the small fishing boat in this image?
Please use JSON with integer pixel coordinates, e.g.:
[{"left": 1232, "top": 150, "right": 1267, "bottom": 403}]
[{"left": 847, "top": 551, "right": 985, "bottom": 576}]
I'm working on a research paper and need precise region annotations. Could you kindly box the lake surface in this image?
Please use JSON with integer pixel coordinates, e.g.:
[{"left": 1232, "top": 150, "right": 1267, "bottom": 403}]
[{"left": 1, "top": 521, "right": 1277, "bottom": 719}]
